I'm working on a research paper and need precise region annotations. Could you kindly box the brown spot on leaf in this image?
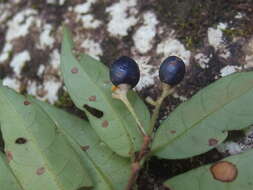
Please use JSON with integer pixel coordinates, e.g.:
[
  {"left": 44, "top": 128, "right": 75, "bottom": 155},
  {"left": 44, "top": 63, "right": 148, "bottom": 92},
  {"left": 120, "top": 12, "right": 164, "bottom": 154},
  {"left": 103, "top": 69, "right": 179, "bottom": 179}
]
[
  {"left": 170, "top": 130, "right": 176, "bottom": 134},
  {"left": 36, "top": 167, "right": 45, "bottom": 175},
  {"left": 6, "top": 151, "right": 13, "bottom": 162},
  {"left": 81, "top": 145, "right": 90, "bottom": 151},
  {"left": 15, "top": 137, "right": 27, "bottom": 144},
  {"left": 102, "top": 120, "right": 109, "bottom": 128},
  {"left": 88, "top": 96, "right": 96, "bottom": 102},
  {"left": 210, "top": 161, "right": 238, "bottom": 182},
  {"left": 71, "top": 67, "right": 78, "bottom": 74},
  {"left": 209, "top": 138, "right": 218, "bottom": 146},
  {"left": 24, "top": 100, "right": 31, "bottom": 105}
]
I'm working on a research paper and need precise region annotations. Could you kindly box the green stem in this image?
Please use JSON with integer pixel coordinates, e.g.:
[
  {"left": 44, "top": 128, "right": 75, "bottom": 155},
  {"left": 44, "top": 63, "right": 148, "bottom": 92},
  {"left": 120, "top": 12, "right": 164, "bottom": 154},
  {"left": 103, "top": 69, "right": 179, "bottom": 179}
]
[
  {"left": 147, "top": 83, "right": 174, "bottom": 135},
  {"left": 121, "top": 96, "right": 147, "bottom": 136},
  {"left": 124, "top": 83, "right": 175, "bottom": 190},
  {"left": 112, "top": 84, "right": 147, "bottom": 136}
]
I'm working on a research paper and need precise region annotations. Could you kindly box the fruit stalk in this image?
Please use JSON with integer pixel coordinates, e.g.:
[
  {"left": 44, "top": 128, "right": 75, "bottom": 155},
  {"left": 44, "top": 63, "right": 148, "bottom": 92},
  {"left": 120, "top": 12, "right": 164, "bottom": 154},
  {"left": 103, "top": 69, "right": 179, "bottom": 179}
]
[
  {"left": 125, "top": 84, "right": 174, "bottom": 190},
  {"left": 112, "top": 84, "right": 147, "bottom": 136},
  {"left": 125, "top": 84, "right": 173, "bottom": 190},
  {"left": 113, "top": 56, "right": 185, "bottom": 190},
  {"left": 148, "top": 83, "right": 174, "bottom": 135}
]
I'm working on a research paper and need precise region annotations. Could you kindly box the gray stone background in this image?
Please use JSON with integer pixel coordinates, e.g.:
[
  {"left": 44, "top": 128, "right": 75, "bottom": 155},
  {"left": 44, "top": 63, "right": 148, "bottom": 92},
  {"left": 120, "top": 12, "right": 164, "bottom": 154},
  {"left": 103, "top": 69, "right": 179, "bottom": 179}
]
[{"left": 0, "top": 0, "right": 253, "bottom": 189}]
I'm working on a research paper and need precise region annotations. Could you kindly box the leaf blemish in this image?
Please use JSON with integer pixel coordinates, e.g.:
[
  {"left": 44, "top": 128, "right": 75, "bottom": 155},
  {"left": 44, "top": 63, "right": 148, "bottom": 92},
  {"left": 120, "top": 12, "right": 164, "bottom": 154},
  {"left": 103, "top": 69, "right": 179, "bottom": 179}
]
[
  {"left": 81, "top": 145, "right": 90, "bottom": 151},
  {"left": 36, "top": 167, "right": 45, "bottom": 175},
  {"left": 170, "top": 130, "right": 176, "bottom": 134},
  {"left": 210, "top": 161, "right": 237, "bottom": 182},
  {"left": 71, "top": 67, "right": 78, "bottom": 74},
  {"left": 83, "top": 104, "right": 103, "bottom": 118},
  {"left": 210, "top": 161, "right": 238, "bottom": 182},
  {"left": 102, "top": 120, "right": 109, "bottom": 128},
  {"left": 6, "top": 151, "right": 13, "bottom": 162},
  {"left": 15, "top": 137, "right": 27, "bottom": 144},
  {"left": 208, "top": 138, "right": 218, "bottom": 146},
  {"left": 88, "top": 96, "right": 96, "bottom": 102},
  {"left": 24, "top": 100, "right": 31, "bottom": 105}
]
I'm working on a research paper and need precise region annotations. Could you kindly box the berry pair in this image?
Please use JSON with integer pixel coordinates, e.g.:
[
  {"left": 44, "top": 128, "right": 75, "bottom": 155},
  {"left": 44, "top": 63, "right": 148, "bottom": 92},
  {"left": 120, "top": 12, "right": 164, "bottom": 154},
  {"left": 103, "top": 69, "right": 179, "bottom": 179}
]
[{"left": 110, "top": 56, "right": 185, "bottom": 88}]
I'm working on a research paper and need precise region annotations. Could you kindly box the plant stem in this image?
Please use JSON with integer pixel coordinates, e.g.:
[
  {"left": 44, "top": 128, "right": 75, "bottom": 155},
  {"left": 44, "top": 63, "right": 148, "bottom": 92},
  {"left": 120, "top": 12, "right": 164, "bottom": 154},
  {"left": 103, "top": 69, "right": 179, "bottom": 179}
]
[
  {"left": 145, "top": 96, "right": 156, "bottom": 106},
  {"left": 114, "top": 83, "right": 174, "bottom": 190},
  {"left": 112, "top": 84, "right": 147, "bottom": 136},
  {"left": 121, "top": 95, "right": 147, "bottom": 136},
  {"left": 148, "top": 83, "right": 174, "bottom": 135},
  {"left": 125, "top": 135, "right": 151, "bottom": 190}
]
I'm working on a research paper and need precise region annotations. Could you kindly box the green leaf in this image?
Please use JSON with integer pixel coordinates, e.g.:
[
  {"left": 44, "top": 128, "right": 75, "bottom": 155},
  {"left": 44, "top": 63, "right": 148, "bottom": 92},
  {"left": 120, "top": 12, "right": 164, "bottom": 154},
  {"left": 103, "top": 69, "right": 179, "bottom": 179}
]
[
  {"left": 165, "top": 149, "right": 253, "bottom": 190},
  {"left": 0, "top": 153, "right": 23, "bottom": 190},
  {"left": 60, "top": 27, "right": 149, "bottom": 157},
  {"left": 31, "top": 97, "right": 131, "bottom": 190},
  {"left": 152, "top": 72, "right": 253, "bottom": 159},
  {"left": 0, "top": 84, "right": 92, "bottom": 190}
]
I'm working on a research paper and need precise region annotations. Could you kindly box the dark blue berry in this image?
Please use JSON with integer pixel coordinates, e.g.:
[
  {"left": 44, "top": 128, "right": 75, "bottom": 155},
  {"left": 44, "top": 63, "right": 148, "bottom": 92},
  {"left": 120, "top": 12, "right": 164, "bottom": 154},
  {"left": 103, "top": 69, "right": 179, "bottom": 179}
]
[
  {"left": 110, "top": 56, "right": 140, "bottom": 88},
  {"left": 159, "top": 56, "right": 185, "bottom": 85}
]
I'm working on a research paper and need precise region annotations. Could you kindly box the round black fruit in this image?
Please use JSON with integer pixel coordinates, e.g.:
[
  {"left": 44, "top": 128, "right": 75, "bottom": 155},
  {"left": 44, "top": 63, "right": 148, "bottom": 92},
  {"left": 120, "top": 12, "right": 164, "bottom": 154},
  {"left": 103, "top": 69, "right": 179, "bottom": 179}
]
[
  {"left": 159, "top": 56, "right": 185, "bottom": 85},
  {"left": 110, "top": 56, "right": 140, "bottom": 88}
]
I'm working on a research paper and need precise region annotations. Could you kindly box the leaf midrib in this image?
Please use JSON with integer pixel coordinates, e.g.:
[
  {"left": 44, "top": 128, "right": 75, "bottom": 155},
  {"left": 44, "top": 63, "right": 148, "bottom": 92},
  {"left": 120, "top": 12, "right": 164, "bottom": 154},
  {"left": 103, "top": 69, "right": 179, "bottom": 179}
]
[
  {"left": 154, "top": 78, "right": 253, "bottom": 154},
  {"left": 35, "top": 100, "right": 114, "bottom": 190},
  {"left": 0, "top": 88, "right": 66, "bottom": 190},
  {"left": 61, "top": 42, "right": 135, "bottom": 154}
]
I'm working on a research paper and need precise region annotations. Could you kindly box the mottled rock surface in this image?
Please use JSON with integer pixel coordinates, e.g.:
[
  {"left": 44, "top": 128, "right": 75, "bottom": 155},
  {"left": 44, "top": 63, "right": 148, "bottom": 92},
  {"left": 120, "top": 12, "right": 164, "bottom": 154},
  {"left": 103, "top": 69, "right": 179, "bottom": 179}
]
[{"left": 0, "top": 0, "right": 253, "bottom": 189}]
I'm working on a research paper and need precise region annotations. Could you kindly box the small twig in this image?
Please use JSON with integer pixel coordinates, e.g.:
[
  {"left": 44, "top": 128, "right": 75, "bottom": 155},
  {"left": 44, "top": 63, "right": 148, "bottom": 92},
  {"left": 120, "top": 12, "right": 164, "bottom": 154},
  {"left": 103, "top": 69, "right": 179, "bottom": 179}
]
[
  {"left": 125, "top": 162, "right": 141, "bottom": 190},
  {"left": 112, "top": 84, "right": 151, "bottom": 190},
  {"left": 145, "top": 96, "right": 156, "bottom": 106},
  {"left": 125, "top": 83, "right": 174, "bottom": 190},
  {"left": 148, "top": 83, "right": 174, "bottom": 135},
  {"left": 125, "top": 135, "right": 151, "bottom": 190}
]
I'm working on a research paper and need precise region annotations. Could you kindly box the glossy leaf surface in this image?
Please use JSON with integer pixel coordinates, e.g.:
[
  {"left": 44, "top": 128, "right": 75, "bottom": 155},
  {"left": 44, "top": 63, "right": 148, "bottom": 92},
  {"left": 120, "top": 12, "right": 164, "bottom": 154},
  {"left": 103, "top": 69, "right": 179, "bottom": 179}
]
[
  {"left": 152, "top": 72, "right": 253, "bottom": 159},
  {"left": 60, "top": 27, "right": 149, "bottom": 157},
  {"left": 0, "top": 84, "right": 92, "bottom": 190},
  {"left": 32, "top": 98, "right": 131, "bottom": 190}
]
